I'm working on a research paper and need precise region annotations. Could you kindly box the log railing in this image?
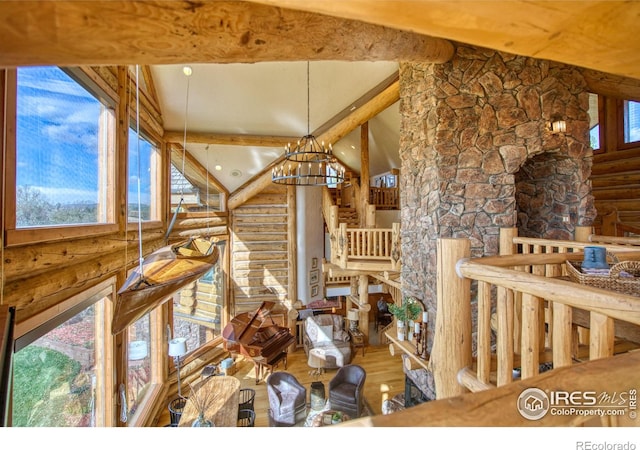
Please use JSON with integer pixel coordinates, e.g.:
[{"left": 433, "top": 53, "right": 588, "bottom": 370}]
[
  {"left": 429, "top": 230, "right": 640, "bottom": 425},
  {"left": 322, "top": 186, "right": 401, "bottom": 271},
  {"left": 369, "top": 186, "right": 399, "bottom": 209},
  {"left": 335, "top": 222, "right": 401, "bottom": 271},
  {"left": 359, "top": 229, "right": 640, "bottom": 426},
  {"left": 600, "top": 208, "right": 640, "bottom": 237},
  {"left": 351, "top": 349, "right": 640, "bottom": 427}
]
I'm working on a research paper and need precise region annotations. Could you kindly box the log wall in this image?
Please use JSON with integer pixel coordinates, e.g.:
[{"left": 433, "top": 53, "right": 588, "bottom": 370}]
[
  {"left": 592, "top": 146, "right": 640, "bottom": 233},
  {"left": 230, "top": 184, "right": 291, "bottom": 315}
]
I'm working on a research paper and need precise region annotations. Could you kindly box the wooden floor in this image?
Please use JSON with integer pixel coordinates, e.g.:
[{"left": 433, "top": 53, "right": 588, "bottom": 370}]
[{"left": 157, "top": 330, "right": 406, "bottom": 427}]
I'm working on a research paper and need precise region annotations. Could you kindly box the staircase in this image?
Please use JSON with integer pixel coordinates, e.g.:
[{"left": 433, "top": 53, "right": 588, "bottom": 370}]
[{"left": 338, "top": 207, "right": 359, "bottom": 227}]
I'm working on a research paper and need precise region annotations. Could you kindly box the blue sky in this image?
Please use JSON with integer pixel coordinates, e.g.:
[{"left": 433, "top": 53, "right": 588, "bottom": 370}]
[{"left": 17, "top": 66, "right": 151, "bottom": 206}]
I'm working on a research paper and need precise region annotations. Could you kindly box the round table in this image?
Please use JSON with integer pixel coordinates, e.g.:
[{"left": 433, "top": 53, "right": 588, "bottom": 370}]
[{"left": 307, "top": 348, "right": 327, "bottom": 376}]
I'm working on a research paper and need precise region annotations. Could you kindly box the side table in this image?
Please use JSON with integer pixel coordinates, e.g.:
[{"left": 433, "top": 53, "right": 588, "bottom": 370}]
[
  {"left": 310, "top": 381, "right": 326, "bottom": 410},
  {"left": 308, "top": 348, "right": 327, "bottom": 376},
  {"left": 349, "top": 329, "right": 366, "bottom": 357}
]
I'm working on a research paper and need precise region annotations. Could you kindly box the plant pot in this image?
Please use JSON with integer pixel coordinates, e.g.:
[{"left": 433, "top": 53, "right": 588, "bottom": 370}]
[
  {"left": 397, "top": 320, "right": 406, "bottom": 340},
  {"left": 397, "top": 320, "right": 405, "bottom": 341}
]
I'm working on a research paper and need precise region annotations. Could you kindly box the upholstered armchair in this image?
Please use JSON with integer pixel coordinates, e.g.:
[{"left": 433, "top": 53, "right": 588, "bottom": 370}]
[
  {"left": 328, "top": 364, "right": 366, "bottom": 418},
  {"left": 303, "top": 314, "right": 352, "bottom": 369},
  {"left": 266, "top": 371, "right": 307, "bottom": 426}
]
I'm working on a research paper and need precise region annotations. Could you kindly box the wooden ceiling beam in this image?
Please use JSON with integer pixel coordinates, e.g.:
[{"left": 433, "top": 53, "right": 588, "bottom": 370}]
[
  {"left": 0, "top": 0, "right": 453, "bottom": 68},
  {"left": 163, "top": 131, "right": 293, "bottom": 148},
  {"left": 170, "top": 144, "right": 230, "bottom": 207},
  {"left": 582, "top": 69, "right": 640, "bottom": 103},
  {"left": 251, "top": 0, "right": 640, "bottom": 81}
]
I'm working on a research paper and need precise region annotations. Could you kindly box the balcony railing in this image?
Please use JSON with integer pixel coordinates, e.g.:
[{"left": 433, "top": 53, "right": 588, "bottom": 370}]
[{"left": 361, "top": 227, "right": 640, "bottom": 427}]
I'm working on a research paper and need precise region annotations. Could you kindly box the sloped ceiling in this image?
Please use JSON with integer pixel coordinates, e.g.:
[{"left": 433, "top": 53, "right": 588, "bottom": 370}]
[{"left": 152, "top": 61, "right": 401, "bottom": 193}]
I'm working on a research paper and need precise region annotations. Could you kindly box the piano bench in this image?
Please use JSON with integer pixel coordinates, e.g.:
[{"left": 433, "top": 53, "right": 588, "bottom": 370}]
[{"left": 255, "top": 351, "right": 288, "bottom": 384}]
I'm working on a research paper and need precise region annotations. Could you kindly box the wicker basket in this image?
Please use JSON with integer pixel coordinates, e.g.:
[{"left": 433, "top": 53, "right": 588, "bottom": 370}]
[{"left": 565, "top": 259, "right": 640, "bottom": 296}]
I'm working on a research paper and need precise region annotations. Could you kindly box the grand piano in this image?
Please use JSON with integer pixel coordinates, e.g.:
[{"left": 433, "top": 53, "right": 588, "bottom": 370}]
[{"left": 222, "top": 301, "right": 296, "bottom": 384}]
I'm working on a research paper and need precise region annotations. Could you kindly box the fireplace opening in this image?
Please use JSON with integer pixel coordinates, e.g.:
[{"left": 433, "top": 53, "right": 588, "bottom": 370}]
[{"left": 515, "top": 152, "right": 582, "bottom": 240}]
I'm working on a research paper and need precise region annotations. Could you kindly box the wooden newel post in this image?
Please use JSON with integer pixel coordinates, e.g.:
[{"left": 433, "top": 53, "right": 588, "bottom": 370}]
[
  {"left": 574, "top": 226, "right": 592, "bottom": 242},
  {"left": 430, "top": 238, "right": 472, "bottom": 399}
]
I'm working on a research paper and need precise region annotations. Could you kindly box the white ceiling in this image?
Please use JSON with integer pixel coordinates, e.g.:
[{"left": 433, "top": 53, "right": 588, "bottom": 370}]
[{"left": 151, "top": 61, "right": 401, "bottom": 193}]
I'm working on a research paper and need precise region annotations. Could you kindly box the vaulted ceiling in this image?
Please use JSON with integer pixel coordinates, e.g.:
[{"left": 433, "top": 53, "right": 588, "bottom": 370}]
[
  {"left": 152, "top": 61, "right": 402, "bottom": 193},
  {"left": 2, "top": 1, "right": 640, "bottom": 197}
]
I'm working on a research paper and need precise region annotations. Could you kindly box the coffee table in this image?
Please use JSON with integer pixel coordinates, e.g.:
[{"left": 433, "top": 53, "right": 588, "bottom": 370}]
[{"left": 309, "top": 409, "right": 350, "bottom": 427}]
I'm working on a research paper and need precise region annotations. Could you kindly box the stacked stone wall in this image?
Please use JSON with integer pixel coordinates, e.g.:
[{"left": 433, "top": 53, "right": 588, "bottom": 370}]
[{"left": 399, "top": 44, "right": 595, "bottom": 399}]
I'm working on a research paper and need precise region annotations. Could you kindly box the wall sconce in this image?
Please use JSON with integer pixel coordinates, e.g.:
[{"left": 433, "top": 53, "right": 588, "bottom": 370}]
[{"left": 548, "top": 117, "right": 567, "bottom": 134}]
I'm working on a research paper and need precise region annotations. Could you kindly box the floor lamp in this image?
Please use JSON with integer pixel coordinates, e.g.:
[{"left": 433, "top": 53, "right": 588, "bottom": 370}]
[{"left": 169, "top": 337, "right": 188, "bottom": 398}]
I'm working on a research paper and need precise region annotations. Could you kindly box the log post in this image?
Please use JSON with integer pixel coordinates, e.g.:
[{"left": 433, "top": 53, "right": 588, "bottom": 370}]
[
  {"left": 552, "top": 301, "right": 574, "bottom": 369},
  {"left": 589, "top": 311, "right": 614, "bottom": 360},
  {"left": 600, "top": 210, "right": 618, "bottom": 237},
  {"left": 499, "top": 227, "right": 519, "bottom": 365},
  {"left": 430, "top": 238, "right": 471, "bottom": 399},
  {"left": 359, "top": 122, "right": 369, "bottom": 228},
  {"left": 499, "top": 227, "right": 518, "bottom": 256},
  {"left": 476, "top": 280, "right": 492, "bottom": 384},
  {"left": 575, "top": 225, "right": 593, "bottom": 242},
  {"left": 329, "top": 204, "right": 339, "bottom": 261},
  {"left": 338, "top": 223, "right": 348, "bottom": 268},
  {"left": 365, "top": 204, "right": 376, "bottom": 228}
]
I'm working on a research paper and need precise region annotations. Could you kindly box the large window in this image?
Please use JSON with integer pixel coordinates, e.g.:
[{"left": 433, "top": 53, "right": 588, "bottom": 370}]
[
  {"left": 622, "top": 100, "right": 640, "bottom": 145},
  {"left": 170, "top": 162, "right": 222, "bottom": 212},
  {"left": 126, "top": 313, "right": 152, "bottom": 419},
  {"left": 128, "top": 127, "right": 160, "bottom": 222},
  {"left": 172, "top": 241, "right": 226, "bottom": 348},
  {"left": 15, "top": 66, "right": 115, "bottom": 229},
  {"left": 12, "top": 287, "right": 110, "bottom": 427}
]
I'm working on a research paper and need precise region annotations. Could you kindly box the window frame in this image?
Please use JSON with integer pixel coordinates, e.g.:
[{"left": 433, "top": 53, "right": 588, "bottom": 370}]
[
  {"left": 589, "top": 93, "right": 606, "bottom": 154},
  {"left": 13, "top": 278, "right": 116, "bottom": 427},
  {"left": 127, "top": 123, "right": 163, "bottom": 228},
  {"left": 124, "top": 309, "right": 163, "bottom": 427},
  {"left": 617, "top": 98, "right": 640, "bottom": 150},
  {"left": 4, "top": 67, "right": 119, "bottom": 247}
]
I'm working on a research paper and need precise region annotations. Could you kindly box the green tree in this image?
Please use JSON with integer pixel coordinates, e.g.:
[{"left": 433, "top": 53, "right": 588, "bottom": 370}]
[{"left": 16, "top": 185, "right": 52, "bottom": 226}]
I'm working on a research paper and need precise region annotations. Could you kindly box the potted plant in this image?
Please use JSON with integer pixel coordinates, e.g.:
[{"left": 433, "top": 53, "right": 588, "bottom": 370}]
[{"left": 388, "top": 297, "right": 422, "bottom": 341}]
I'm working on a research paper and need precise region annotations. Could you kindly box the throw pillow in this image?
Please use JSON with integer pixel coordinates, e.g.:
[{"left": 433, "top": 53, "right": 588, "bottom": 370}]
[{"left": 317, "top": 324, "right": 333, "bottom": 343}]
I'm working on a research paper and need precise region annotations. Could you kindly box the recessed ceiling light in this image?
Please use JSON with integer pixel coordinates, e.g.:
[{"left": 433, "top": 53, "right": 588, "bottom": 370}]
[
  {"left": 215, "top": 165, "right": 222, "bottom": 171},
  {"left": 350, "top": 145, "right": 356, "bottom": 149},
  {"left": 231, "top": 169, "right": 242, "bottom": 177}
]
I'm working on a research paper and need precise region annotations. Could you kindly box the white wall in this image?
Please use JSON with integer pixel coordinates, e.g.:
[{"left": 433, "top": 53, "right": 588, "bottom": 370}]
[{"left": 296, "top": 186, "right": 325, "bottom": 305}]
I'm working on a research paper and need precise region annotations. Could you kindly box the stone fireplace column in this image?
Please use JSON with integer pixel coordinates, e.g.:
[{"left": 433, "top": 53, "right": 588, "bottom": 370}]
[{"left": 398, "top": 44, "right": 594, "bottom": 399}]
